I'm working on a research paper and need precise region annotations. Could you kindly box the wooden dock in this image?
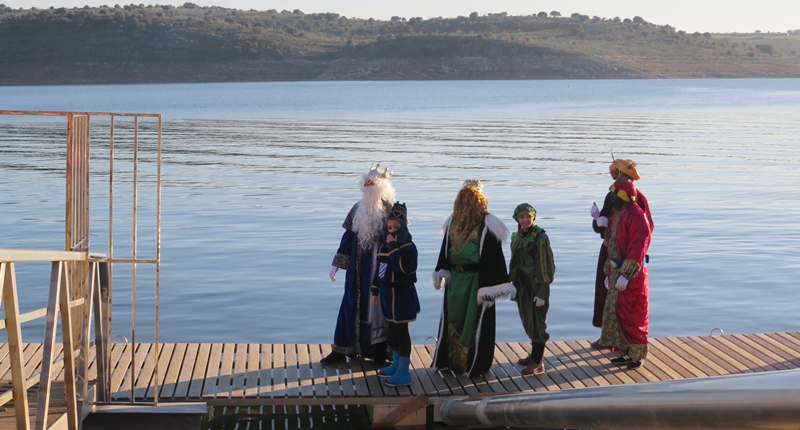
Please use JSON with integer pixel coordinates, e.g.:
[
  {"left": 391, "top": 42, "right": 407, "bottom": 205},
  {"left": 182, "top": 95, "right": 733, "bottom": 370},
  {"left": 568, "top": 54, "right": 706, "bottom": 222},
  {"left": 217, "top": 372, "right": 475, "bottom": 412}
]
[{"left": 3, "top": 331, "right": 800, "bottom": 427}]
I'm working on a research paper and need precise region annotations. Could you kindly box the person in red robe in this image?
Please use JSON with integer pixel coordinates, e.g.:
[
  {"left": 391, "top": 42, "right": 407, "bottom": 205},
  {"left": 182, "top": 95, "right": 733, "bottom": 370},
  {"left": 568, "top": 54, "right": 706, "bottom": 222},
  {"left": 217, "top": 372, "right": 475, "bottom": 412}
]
[
  {"left": 598, "top": 180, "right": 652, "bottom": 370},
  {"left": 589, "top": 159, "right": 653, "bottom": 350}
]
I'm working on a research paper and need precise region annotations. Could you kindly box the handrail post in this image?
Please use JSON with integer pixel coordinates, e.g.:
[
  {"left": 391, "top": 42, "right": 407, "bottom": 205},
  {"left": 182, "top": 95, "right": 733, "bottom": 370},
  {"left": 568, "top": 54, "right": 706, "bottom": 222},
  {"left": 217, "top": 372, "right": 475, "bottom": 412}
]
[
  {"left": 2, "top": 262, "right": 31, "bottom": 430},
  {"left": 35, "top": 261, "right": 66, "bottom": 430}
]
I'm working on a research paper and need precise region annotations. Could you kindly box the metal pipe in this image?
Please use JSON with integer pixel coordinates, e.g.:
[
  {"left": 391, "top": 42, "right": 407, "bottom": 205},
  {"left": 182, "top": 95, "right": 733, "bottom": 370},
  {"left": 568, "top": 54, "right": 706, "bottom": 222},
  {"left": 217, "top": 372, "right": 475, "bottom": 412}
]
[
  {"left": 130, "top": 116, "right": 139, "bottom": 404},
  {"left": 106, "top": 115, "right": 115, "bottom": 404},
  {"left": 441, "top": 369, "right": 800, "bottom": 429},
  {"left": 154, "top": 114, "right": 162, "bottom": 406}
]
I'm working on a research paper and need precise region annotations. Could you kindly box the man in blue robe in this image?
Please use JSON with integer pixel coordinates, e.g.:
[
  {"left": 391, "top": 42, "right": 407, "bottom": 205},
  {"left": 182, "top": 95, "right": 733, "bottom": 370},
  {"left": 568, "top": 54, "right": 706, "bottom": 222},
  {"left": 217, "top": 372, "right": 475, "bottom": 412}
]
[{"left": 323, "top": 164, "right": 395, "bottom": 364}]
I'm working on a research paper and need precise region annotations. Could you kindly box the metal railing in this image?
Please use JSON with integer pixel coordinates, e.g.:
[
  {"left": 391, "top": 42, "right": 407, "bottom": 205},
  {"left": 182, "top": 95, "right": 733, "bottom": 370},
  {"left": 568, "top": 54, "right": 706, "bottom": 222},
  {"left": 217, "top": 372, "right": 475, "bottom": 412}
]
[{"left": 0, "top": 110, "right": 162, "bottom": 428}]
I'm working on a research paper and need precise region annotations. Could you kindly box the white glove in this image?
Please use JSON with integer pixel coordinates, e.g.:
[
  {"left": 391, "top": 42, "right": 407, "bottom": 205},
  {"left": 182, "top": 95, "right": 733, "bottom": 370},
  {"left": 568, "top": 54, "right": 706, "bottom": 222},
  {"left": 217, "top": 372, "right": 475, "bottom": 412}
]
[
  {"left": 329, "top": 266, "right": 338, "bottom": 282},
  {"left": 534, "top": 297, "right": 545, "bottom": 307},
  {"left": 604, "top": 276, "right": 609, "bottom": 290},
  {"left": 596, "top": 216, "right": 609, "bottom": 228},
  {"left": 615, "top": 276, "right": 628, "bottom": 291},
  {"left": 590, "top": 202, "right": 600, "bottom": 219}
]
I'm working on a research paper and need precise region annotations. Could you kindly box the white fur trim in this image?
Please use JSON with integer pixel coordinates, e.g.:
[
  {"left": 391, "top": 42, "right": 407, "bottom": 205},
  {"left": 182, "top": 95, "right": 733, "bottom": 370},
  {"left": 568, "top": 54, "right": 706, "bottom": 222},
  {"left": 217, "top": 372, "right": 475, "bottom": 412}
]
[
  {"left": 432, "top": 304, "right": 447, "bottom": 369},
  {"left": 477, "top": 282, "right": 516, "bottom": 306},
  {"left": 484, "top": 213, "right": 510, "bottom": 243},
  {"left": 432, "top": 269, "right": 451, "bottom": 290},
  {"left": 468, "top": 303, "right": 489, "bottom": 376},
  {"left": 440, "top": 214, "right": 454, "bottom": 234},
  {"left": 480, "top": 213, "right": 510, "bottom": 255}
]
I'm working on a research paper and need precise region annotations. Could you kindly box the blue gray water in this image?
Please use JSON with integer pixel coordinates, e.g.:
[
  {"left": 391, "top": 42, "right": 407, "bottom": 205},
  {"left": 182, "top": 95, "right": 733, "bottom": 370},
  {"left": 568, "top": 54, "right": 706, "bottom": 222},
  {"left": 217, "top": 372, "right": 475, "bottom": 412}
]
[{"left": 1, "top": 79, "right": 799, "bottom": 346}]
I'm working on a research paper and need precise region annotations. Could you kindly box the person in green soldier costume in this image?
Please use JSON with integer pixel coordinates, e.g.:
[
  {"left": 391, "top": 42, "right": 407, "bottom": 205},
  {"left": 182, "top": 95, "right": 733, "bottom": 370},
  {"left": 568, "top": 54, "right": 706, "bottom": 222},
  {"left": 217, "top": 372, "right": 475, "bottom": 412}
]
[
  {"left": 509, "top": 203, "right": 555, "bottom": 375},
  {"left": 432, "top": 180, "right": 515, "bottom": 377}
]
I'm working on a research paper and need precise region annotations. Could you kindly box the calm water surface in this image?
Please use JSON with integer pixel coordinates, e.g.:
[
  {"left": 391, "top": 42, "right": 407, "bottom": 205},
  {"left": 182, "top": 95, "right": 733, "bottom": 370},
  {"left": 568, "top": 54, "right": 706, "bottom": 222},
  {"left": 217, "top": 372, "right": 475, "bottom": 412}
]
[{"left": 1, "top": 79, "right": 799, "bottom": 346}]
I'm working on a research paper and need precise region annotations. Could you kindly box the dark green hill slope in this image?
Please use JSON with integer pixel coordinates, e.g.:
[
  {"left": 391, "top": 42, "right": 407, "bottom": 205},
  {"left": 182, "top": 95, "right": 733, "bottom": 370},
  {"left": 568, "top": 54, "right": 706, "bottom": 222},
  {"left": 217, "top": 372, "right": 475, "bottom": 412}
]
[{"left": 1, "top": 3, "right": 799, "bottom": 84}]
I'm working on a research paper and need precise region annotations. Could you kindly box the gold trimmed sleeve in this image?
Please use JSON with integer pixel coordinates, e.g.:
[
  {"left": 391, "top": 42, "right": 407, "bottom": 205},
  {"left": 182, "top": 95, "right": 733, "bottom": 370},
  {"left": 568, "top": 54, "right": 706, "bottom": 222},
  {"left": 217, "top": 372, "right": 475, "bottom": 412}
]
[
  {"left": 332, "top": 253, "right": 349, "bottom": 269},
  {"left": 619, "top": 259, "right": 642, "bottom": 280}
]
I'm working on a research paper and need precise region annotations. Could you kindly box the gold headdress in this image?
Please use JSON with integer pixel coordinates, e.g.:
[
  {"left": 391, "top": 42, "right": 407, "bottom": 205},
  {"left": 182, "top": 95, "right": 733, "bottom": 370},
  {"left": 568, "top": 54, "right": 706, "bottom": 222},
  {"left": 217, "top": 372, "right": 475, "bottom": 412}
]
[
  {"left": 609, "top": 159, "right": 640, "bottom": 181},
  {"left": 369, "top": 163, "right": 391, "bottom": 180},
  {"left": 461, "top": 179, "right": 483, "bottom": 193}
]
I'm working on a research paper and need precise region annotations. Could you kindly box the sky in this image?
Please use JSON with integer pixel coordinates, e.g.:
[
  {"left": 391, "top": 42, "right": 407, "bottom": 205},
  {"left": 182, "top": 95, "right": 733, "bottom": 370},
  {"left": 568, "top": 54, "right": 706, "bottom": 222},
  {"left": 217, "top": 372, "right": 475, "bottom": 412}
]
[{"left": 4, "top": 0, "right": 800, "bottom": 34}]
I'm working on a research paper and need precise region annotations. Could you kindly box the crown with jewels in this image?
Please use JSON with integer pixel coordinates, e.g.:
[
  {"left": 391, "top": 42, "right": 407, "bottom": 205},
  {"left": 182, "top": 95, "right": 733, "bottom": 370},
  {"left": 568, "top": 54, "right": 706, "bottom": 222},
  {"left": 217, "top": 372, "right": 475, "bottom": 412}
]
[
  {"left": 388, "top": 202, "right": 408, "bottom": 225},
  {"left": 461, "top": 179, "right": 483, "bottom": 193},
  {"left": 368, "top": 163, "right": 391, "bottom": 180}
]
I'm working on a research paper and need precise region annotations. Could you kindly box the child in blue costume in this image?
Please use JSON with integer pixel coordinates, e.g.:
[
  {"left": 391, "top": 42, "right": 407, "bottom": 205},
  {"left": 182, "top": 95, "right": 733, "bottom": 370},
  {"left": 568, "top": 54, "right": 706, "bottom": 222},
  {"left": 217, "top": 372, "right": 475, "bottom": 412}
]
[{"left": 370, "top": 202, "right": 421, "bottom": 387}]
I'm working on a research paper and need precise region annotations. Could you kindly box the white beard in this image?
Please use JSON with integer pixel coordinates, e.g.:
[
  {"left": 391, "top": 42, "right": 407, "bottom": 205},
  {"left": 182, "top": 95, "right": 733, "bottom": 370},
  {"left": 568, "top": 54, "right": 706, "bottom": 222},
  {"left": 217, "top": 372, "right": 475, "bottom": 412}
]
[{"left": 352, "top": 175, "right": 396, "bottom": 250}]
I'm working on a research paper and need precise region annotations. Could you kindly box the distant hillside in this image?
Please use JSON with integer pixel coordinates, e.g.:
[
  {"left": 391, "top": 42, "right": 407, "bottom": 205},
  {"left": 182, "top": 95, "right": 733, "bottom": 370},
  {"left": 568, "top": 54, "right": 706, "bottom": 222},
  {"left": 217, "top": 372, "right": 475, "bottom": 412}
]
[{"left": 1, "top": 3, "right": 800, "bottom": 84}]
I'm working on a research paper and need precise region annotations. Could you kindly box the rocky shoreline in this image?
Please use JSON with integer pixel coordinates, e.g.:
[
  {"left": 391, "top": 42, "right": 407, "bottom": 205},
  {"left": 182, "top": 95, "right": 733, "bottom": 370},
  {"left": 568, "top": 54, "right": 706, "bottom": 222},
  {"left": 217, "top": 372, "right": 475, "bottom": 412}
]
[{"left": 0, "top": 53, "right": 643, "bottom": 86}]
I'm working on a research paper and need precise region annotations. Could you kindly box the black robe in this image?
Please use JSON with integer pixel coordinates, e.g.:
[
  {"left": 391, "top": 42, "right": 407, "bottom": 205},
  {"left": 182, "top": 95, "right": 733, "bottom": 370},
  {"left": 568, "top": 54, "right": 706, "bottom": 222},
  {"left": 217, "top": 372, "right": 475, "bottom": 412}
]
[{"left": 432, "top": 213, "right": 514, "bottom": 377}]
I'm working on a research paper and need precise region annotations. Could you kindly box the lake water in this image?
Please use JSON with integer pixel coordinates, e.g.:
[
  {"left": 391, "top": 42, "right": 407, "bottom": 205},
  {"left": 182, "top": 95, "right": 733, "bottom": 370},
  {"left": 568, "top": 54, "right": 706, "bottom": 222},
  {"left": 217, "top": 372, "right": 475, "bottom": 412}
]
[{"left": 1, "top": 79, "right": 799, "bottom": 348}]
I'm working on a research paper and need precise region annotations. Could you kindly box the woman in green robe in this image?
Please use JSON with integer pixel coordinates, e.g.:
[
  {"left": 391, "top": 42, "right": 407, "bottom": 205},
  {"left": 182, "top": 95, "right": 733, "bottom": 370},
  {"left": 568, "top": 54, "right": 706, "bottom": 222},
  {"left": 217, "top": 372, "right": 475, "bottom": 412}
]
[{"left": 432, "top": 180, "right": 515, "bottom": 377}]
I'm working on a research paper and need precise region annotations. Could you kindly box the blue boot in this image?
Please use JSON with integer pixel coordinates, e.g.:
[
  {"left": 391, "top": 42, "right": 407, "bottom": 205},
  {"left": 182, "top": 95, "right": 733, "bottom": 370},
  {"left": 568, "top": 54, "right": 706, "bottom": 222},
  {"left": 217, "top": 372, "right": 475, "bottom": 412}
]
[
  {"left": 386, "top": 356, "right": 411, "bottom": 387},
  {"left": 378, "top": 351, "right": 401, "bottom": 378}
]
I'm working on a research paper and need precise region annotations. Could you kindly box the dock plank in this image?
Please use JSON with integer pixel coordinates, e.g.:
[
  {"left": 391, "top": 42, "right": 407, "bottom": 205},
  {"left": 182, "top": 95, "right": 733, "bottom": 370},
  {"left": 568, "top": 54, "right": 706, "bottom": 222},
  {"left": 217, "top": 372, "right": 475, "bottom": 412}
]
[
  {"left": 243, "top": 343, "right": 261, "bottom": 398},
  {"left": 174, "top": 343, "right": 200, "bottom": 399},
  {"left": 108, "top": 343, "right": 133, "bottom": 399},
  {"left": 145, "top": 342, "right": 175, "bottom": 400},
  {"left": 625, "top": 340, "right": 678, "bottom": 382},
  {"left": 497, "top": 342, "right": 544, "bottom": 392},
  {"left": 548, "top": 340, "right": 605, "bottom": 388},
  {"left": 716, "top": 335, "right": 786, "bottom": 371},
  {"left": 747, "top": 334, "right": 800, "bottom": 368},
  {"left": 707, "top": 336, "right": 768, "bottom": 372},
  {"left": 308, "top": 344, "right": 328, "bottom": 398},
  {"left": 257, "top": 344, "right": 273, "bottom": 398},
  {"left": 572, "top": 340, "right": 639, "bottom": 385},
  {"left": 230, "top": 344, "right": 248, "bottom": 398},
  {"left": 8, "top": 333, "right": 800, "bottom": 414},
  {"left": 160, "top": 343, "right": 187, "bottom": 400},
  {"left": 412, "top": 345, "right": 448, "bottom": 396},
  {"left": 296, "top": 343, "right": 314, "bottom": 398},
  {"left": 216, "top": 343, "right": 236, "bottom": 398},
  {"left": 115, "top": 343, "right": 151, "bottom": 400},
  {"left": 187, "top": 343, "right": 212, "bottom": 399},
  {"left": 562, "top": 340, "right": 625, "bottom": 386},
  {"left": 520, "top": 342, "right": 572, "bottom": 390},
  {"left": 318, "top": 344, "right": 343, "bottom": 397},
  {"left": 541, "top": 341, "right": 588, "bottom": 389},
  {"left": 683, "top": 336, "right": 753, "bottom": 374},
  {"left": 271, "top": 343, "right": 287, "bottom": 397},
  {"left": 333, "top": 354, "right": 356, "bottom": 397},
  {"left": 133, "top": 342, "right": 161, "bottom": 399},
  {"left": 659, "top": 337, "right": 725, "bottom": 377},
  {"left": 408, "top": 345, "right": 439, "bottom": 396},
  {"left": 201, "top": 343, "right": 223, "bottom": 398},
  {"left": 284, "top": 344, "right": 300, "bottom": 397},
  {"left": 769, "top": 333, "right": 800, "bottom": 359}
]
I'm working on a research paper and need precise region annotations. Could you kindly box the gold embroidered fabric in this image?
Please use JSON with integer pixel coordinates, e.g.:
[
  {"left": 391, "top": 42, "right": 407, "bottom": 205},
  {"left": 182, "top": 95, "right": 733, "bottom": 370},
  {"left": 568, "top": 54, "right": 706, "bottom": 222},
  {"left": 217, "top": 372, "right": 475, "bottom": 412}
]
[
  {"left": 599, "top": 286, "right": 627, "bottom": 350},
  {"left": 451, "top": 222, "right": 480, "bottom": 255},
  {"left": 628, "top": 343, "right": 649, "bottom": 361},
  {"left": 446, "top": 323, "right": 469, "bottom": 374},
  {"left": 620, "top": 259, "right": 642, "bottom": 280}
]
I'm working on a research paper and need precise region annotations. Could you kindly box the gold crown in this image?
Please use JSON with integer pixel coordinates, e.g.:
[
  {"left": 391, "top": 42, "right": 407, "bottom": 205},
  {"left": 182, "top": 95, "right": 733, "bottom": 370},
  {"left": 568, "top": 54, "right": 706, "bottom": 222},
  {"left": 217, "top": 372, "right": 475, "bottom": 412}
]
[
  {"left": 461, "top": 179, "right": 483, "bottom": 192},
  {"left": 369, "top": 163, "right": 391, "bottom": 179}
]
